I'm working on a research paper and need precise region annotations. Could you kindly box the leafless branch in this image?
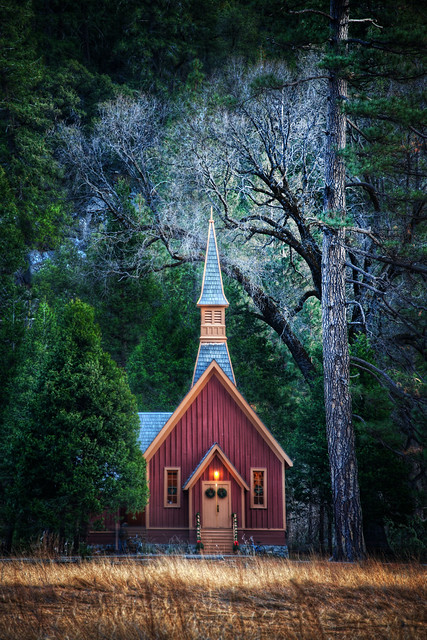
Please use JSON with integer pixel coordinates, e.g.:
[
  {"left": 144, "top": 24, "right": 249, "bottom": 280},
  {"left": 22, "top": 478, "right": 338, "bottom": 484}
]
[
  {"left": 345, "top": 247, "right": 427, "bottom": 277},
  {"left": 346, "top": 181, "right": 380, "bottom": 211},
  {"left": 346, "top": 278, "right": 385, "bottom": 295},
  {"left": 348, "top": 18, "right": 383, "bottom": 29},
  {"left": 289, "top": 8, "right": 333, "bottom": 21},
  {"left": 346, "top": 300, "right": 366, "bottom": 327}
]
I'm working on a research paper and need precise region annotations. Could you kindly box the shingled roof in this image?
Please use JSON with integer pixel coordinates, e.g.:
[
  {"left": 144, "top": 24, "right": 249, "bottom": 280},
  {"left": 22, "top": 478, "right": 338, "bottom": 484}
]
[
  {"left": 197, "top": 217, "right": 228, "bottom": 306},
  {"left": 138, "top": 412, "right": 173, "bottom": 452},
  {"left": 193, "top": 343, "right": 235, "bottom": 385}
]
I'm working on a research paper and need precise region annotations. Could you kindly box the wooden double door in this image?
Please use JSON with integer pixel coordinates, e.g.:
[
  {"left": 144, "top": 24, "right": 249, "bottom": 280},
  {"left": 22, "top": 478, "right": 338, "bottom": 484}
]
[{"left": 202, "top": 481, "right": 231, "bottom": 528}]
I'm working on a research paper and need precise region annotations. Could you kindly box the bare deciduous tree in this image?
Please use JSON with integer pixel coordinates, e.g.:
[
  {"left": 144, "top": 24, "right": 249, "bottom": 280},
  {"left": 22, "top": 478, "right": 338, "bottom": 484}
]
[{"left": 60, "top": 88, "right": 319, "bottom": 382}]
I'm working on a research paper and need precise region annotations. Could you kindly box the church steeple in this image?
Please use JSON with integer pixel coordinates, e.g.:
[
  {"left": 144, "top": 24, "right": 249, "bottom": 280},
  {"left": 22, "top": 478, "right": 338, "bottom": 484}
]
[
  {"left": 192, "top": 214, "right": 235, "bottom": 386},
  {"left": 197, "top": 212, "right": 229, "bottom": 308}
]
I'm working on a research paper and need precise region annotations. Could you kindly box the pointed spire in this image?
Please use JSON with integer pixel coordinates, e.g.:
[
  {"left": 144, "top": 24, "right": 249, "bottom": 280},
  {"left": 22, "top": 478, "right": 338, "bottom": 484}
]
[
  {"left": 192, "top": 214, "right": 235, "bottom": 386},
  {"left": 197, "top": 211, "right": 228, "bottom": 307}
]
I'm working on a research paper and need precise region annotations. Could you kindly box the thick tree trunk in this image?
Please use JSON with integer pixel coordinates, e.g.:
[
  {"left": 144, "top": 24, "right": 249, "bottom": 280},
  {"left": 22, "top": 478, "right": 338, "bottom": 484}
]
[{"left": 322, "top": 0, "right": 365, "bottom": 561}]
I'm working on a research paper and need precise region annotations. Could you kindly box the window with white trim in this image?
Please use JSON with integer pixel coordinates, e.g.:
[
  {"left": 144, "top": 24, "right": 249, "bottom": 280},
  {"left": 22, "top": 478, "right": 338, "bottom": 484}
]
[
  {"left": 251, "top": 468, "right": 267, "bottom": 508},
  {"left": 164, "top": 468, "right": 181, "bottom": 507}
]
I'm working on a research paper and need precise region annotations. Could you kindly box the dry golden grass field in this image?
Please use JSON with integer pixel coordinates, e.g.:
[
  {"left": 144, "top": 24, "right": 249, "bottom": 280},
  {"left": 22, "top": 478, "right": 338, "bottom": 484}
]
[{"left": 0, "top": 557, "right": 425, "bottom": 639}]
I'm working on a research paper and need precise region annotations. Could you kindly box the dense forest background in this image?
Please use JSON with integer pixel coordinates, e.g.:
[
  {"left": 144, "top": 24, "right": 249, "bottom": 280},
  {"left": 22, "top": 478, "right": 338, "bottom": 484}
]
[{"left": 0, "top": 0, "right": 425, "bottom": 556}]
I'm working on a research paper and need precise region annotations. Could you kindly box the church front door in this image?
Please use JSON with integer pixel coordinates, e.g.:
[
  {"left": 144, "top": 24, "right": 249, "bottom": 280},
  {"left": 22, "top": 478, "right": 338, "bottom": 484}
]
[{"left": 202, "top": 481, "right": 231, "bottom": 528}]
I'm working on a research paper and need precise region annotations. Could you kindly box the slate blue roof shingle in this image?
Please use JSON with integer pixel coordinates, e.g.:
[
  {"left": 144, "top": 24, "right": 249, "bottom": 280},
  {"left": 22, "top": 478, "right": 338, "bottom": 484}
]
[
  {"left": 193, "top": 343, "right": 235, "bottom": 385},
  {"left": 138, "top": 412, "right": 173, "bottom": 452},
  {"left": 197, "top": 221, "right": 229, "bottom": 306}
]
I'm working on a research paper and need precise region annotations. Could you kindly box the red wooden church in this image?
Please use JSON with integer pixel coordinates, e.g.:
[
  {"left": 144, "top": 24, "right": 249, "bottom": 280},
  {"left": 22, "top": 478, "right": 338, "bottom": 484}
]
[{"left": 90, "top": 216, "right": 292, "bottom": 554}]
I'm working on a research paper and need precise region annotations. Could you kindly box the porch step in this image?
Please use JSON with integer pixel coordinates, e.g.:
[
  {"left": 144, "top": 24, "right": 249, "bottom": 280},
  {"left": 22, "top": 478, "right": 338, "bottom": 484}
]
[{"left": 201, "top": 528, "right": 234, "bottom": 555}]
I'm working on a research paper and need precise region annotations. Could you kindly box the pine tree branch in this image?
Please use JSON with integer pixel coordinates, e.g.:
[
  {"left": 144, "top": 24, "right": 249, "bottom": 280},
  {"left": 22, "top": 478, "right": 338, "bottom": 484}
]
[
  {"left": 345, "top": 38, "right": 423, "bottom": 56},
  {"left": 346, "top": 119, "right": 372, "bottom": 142},
  {"left": 350, "top": 356, "right": 426, "bottom": 403},
  {"left": 346, "top": 300, "right": 366, "bottom": 327},
  {"left": 353, "top": 416, "right": 407, "bottom": 457},
  {"left": 410, "top": 126, "right": 427, "bottom": 139}
]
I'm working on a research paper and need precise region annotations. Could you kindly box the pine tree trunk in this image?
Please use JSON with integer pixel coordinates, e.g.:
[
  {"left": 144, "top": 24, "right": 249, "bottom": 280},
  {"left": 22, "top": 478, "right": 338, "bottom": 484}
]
[{"left": 322, "top": 0, "right": 365, "bottom": 561}]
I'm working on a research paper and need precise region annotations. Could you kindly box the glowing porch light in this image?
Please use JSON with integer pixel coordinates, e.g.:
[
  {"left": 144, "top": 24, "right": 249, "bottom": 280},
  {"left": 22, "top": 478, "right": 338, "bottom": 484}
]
[{"left": 213, "top": 470, "right": 220, "bottom": 480}]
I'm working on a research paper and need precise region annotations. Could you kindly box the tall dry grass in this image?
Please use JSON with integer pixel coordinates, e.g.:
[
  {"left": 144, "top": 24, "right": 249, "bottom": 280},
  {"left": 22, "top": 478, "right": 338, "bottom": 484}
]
[{"left": 0, "top": 557, "right": 425, "bottom": 639}]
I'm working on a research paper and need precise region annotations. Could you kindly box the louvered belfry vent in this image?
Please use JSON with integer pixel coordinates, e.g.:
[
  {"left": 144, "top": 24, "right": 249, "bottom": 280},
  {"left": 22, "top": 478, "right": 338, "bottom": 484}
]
[{"left": 214, "top": 310, "right": 222, "bottom": 324}]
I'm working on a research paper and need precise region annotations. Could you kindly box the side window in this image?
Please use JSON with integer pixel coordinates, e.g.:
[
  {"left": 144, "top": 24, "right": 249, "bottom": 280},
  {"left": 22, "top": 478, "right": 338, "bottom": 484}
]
[
  {"left": 164, "top": 468, "right": 181, "bottom": 508},
  {"left": 251, "top": 468, "right": 267, "bottom": 509}
]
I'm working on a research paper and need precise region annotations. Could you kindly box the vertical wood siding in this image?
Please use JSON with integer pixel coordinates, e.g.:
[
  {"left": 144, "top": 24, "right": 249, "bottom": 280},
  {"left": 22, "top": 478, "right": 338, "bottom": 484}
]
[{"left": 149, "top": 375, "right": 284, "bottom": 530}]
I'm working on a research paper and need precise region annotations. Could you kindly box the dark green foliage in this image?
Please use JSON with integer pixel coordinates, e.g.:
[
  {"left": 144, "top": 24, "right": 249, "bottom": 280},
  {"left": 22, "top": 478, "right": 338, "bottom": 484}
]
[
  {"left": 0, "top": 301, "right": 59, "bottom": 550},
  {"left": 283, "top": 377, "right": 330, "bottom": 505},
  {"left": 350, "top": 335, "right": 416, "bottom": 531},
  {"left": 126, "top": 269, "right": 200, "bottom": 411},
  {"left": 0, "top": 300, "right": 147, "bottom": 551},
  {"left": 127, "top": 316, "right": 196, "bottom": 412},
  {"left": 0, "top": 168, "right": 29, "bottom": 408},
  {"left": 225, "top": 280, "right": 297, "bottom": 430},
  {"left": 31, "top": 0, "right": 210, "bottom": 92},
  {"left": 0, "top": 0, "right": 68, "bottom": 247},
  {"left": 33, "top": 252, "right": 200, "bottom": 410},
  {"left": 385, "top": 516, "right": 427, "bottom": 561}
]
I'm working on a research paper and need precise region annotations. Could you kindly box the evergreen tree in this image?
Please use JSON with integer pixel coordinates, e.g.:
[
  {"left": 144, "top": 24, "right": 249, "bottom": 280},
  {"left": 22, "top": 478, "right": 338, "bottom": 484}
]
[
  {"left": 0, "top": 301, "right": 58, "bottom": 551},
  {"left": 0, "top": 299, "right": 147, "bottom": 552},
  {"left": 0, "top": 168, "right": 28, "bottom": 408}
]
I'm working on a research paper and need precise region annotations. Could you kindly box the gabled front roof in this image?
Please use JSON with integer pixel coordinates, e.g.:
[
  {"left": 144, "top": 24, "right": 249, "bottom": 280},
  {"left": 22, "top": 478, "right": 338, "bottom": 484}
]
[
  {"left": 197, "top": 216, "right": 229, "bottom": 306},
  {"left": 143, "top": 360, "right": 293, "bottom": 467},
  {"left": 183, "top": 443, "right": 250, "bottom": 490}
]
